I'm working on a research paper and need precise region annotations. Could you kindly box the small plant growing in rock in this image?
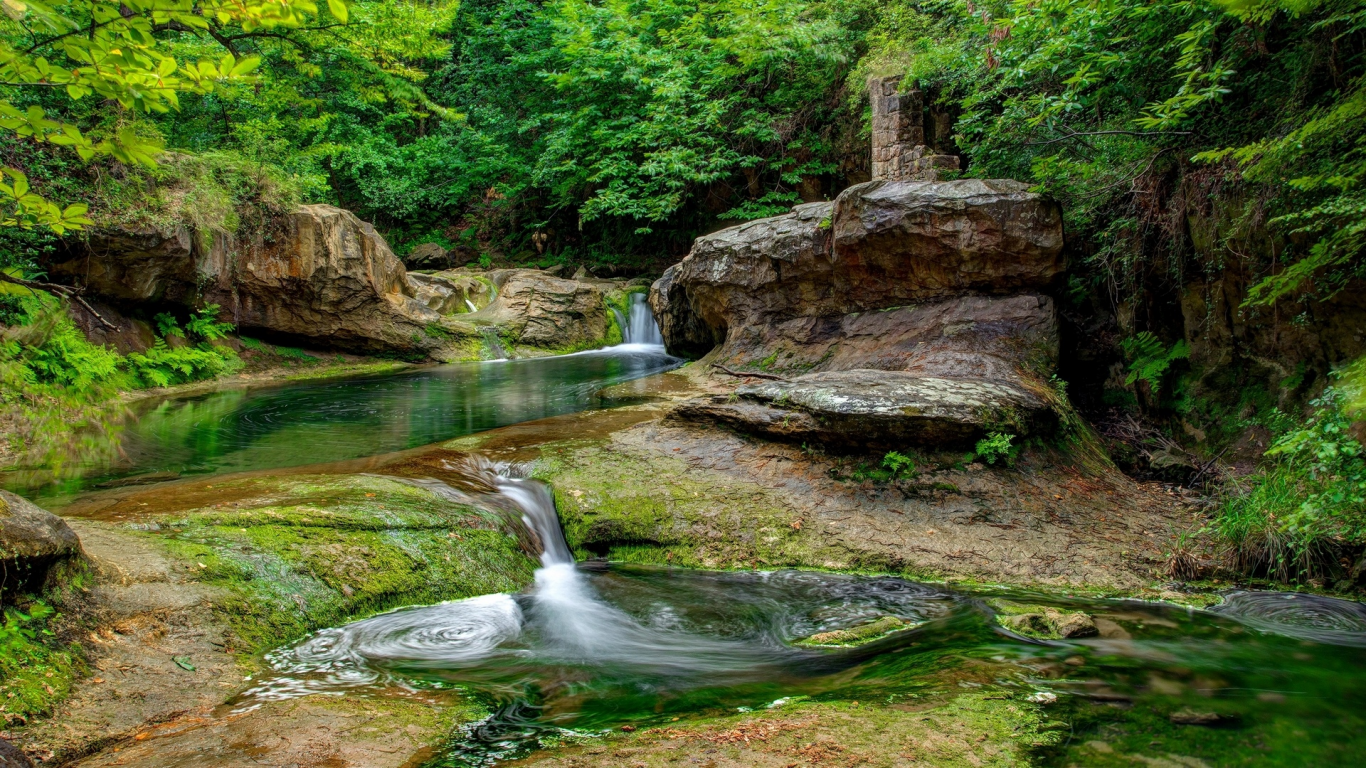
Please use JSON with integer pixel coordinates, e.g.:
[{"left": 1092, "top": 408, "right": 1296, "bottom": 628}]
[
  {"left": 974, "top": 432, "right": 1017, "bottom": 466},
  {"left": 882, "top": 451, "right": 916, "bottom": 478}
]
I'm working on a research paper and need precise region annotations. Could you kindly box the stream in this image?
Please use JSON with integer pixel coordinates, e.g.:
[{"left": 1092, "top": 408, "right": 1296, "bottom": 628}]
[
  {"left": 25, "top": 302, "right": 1366, "bottom": 766},
  {"left": 234, "top": 460, "right": 1366, "bottom": 767}
]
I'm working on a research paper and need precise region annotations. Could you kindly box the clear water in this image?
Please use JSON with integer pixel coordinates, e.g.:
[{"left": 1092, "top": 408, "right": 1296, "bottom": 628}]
[
  {"left": 5, "top": 344, "right": 678, "bottom": 500},
  {"left": 237, "top": 467, "right": 1366, "bottom": 767}
]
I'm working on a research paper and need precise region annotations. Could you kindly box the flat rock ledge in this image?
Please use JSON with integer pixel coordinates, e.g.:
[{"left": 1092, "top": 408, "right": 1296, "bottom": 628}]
[{"left": 670, "top": 368, "right": 1054, "bottom": 449}]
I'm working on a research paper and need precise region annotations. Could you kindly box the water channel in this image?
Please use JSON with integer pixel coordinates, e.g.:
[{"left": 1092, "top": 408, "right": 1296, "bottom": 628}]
[{"left": 26, "top": 306, "right": 1366, "bottom": 767}]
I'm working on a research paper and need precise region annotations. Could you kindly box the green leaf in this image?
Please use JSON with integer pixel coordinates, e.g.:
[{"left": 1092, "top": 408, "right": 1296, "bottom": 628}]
[{"left": 327, "top": 0, "right": 348, "bottom": 24}]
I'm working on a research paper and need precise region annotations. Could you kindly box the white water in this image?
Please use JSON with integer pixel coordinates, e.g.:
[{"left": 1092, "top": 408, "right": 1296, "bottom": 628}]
[
  {"left": 240, "top": 458, "right": 797, "bottom": 707},
  {"left": 622, "top": 292, "right": 663, "bottom": 346},
  {"left": 466, "top": 299, "right": 479, "bottom": 313}
]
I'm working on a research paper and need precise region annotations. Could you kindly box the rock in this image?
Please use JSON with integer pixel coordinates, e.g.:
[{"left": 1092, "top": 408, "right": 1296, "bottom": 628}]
[
  {"left": 649, "top": 264, "right": 718, "bottom": 358},
  {"left": 0, "top": 737, "right": 34, "bottom": 768},
  {"left": 572, "top": 265, "right": 590, "bottom": 280},
  {"left": 0, "top": 490, "right": 82, "bottom": 595},
  {"left": 1170, "top": 710, "right": 1236, "bottom": 726},
  {"left": 405, "top": 242, "right": 449, "bottom": 270},
  {"left": 478, "top": 270, "right": 609, "bottom": 351},
  {"left": 996, "top": 603, "right": 1099, "bottom": 640},
  {"left": 676, "top": 369, "right": 1054, "bottom": 449},
  {"left": 65, "top": 299, "right": 156, "bottom": 354},
  {"left": 408, "top": 272, "right": 494, "bottom": 315},
  {"left": 794, "top": 616, "right": 911, "bottom": 647},
  {"left": 830, "top": 179, "right": 1065, "bottom": 304},
  {"left": 1051, "top": 611, "right": 1099, "bottom": 639},
  {"left": 50, "top": 205, "right": 464, "bottom": 356}
]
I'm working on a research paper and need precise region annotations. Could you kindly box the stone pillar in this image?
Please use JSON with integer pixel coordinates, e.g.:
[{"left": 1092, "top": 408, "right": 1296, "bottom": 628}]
[{"left": 869, "top": 75, "right": 960, "bottom": 182}]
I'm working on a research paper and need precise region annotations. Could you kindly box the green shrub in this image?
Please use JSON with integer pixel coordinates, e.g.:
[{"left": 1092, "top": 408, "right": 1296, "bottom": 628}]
[
  {"left": 1120, "top": 332, "right": 1190, "bottom": 397},
  {"left": 1213, "top": 383, "right": 1366, "bottom": 581},
  {"left": 0, "top": 601, "right": 84, "bottom": 717}
]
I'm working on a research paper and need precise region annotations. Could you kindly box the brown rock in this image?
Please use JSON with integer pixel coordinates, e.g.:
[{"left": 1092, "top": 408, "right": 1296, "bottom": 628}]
[
  {"left": 50, "top": 205, "right": 462, "bottom": 355},
  {"left": 649, "top": 264, "right": 717, "bottom": 358},
  {"left": 405, "top": 242, "right": 449, "bottom": 270},
  {"left": 0, "top": 736, "right": 34, "bottom": 768},
  {"left": 0, "top": 490, "right": 82, "bottom": 595},
  {"left": 1170, "top": 709, "right": 1236, "bottom": 726},
  {"left": 480, "top": 270, "right": 609, "bottom": 350},
  {"left": 408, "top": 272, "right": 494, "bottom": 315}
]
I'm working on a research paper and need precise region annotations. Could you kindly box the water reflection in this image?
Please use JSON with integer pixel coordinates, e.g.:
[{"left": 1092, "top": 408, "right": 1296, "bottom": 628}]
[{"left": 4, "top": 345, "right": 678, "bottom": 499}]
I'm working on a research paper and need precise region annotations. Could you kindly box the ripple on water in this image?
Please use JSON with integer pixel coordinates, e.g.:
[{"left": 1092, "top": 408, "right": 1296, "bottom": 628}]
[
  {"left": 240, "top": 593, "right": 524, "bottom": 705},
  {"left": 1212, "top": 590, "right": 1366, "bottom": 646}
]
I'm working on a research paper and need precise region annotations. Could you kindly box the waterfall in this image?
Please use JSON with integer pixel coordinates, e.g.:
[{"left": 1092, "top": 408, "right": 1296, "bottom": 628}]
[
  {"left": 465, "top": 299, "right": 478, "bottom": 313},
  {"left": 478, "top": 326, "right": 508, "bottom": 361},
  {"left": 622, "top": 292, "right": 663, "bottom": 346}
]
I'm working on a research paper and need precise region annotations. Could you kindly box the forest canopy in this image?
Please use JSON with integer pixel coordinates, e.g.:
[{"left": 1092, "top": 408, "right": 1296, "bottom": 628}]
[{"left": 0, "top": 0, "right": 1361, "bottom": 301}]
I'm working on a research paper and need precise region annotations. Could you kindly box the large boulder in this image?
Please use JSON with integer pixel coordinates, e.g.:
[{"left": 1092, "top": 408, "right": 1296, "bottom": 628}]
[
  {"left": 474, "top": 270, "right": 609, "bottom": 351},
  {"left": 51, "top": 206, "right": 468, "bottom": 355},
  {"left": 408, "top": 272, "right": 495, "bottom": 315},
  {"left": 657, "top": 179, "right": 1067, "bottom": 449},
  {"left": 0, "top": 490, "right": 81, "bottom": 595}
]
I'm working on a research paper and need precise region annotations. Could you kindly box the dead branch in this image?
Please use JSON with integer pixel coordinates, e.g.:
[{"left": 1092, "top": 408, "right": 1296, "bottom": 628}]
[
  {"left": 711, "top": 364, "right": 788, "bottom": 382},
  {"left": 0, "top": 271, "right": 116, "bottom": 330}
]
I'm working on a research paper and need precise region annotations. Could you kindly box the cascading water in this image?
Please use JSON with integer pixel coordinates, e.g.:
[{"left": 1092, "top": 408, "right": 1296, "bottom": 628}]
[
  {"left": 236, "top": 456, "right": 1366, "bottom": 767},
  {"left": 622, "top": 292, "right": 664, "bottom": 346}
]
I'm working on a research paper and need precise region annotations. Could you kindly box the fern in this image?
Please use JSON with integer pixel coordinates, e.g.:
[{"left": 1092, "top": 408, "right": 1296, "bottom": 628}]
[{"left": 1121, "top": 332, "right": 1190, "bottom": 395}]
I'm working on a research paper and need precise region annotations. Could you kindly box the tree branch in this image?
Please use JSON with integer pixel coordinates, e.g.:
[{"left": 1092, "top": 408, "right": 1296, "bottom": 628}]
[
  {"left": 0, "top": 272, "right": 116, "bottom": 330},
  {"left": 711, "top": 363, "right": 788, "bottom": 381}
]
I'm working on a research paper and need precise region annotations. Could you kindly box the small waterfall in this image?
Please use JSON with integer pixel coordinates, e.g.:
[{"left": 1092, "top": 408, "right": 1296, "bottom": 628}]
[
  {"left": 622, "top": 292, "right": 663, "bottom": 346},
  {"left": 611, "top": 308, "right": 627, "bottom": 342},
  {"left": 478, "top": 326, "right": 509, "bottom": 360},
  {"left": 465, "top": 299, "right": 478, "bottom": 313}
]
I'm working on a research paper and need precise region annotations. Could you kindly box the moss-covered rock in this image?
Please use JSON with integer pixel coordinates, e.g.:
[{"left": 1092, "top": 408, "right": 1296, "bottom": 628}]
[
  {"left": 991, "top": 599, "right": 1098, "bottom": 640},
  {"left": 792, "top": 616, "right": 913, "bottom": 648},
  {"left": 143, "top": 473, "right": 537, "bottom": 651}
]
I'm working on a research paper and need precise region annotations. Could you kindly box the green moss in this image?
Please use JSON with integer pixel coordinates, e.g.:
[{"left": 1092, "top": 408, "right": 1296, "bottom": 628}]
[
  {"left": 148, "top": 474, "right": 537, "bottom": 652},
  {"left": 533, "top": 441, "right": 929, "bottom": 575},
  {"left": 793, "top": 616, "right": 912, "bottom": 647}
]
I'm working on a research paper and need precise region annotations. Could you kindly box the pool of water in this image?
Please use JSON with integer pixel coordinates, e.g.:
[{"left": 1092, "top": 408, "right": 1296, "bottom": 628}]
[
  {"left": 242, "top": 564, "right": 1366, "bottom": 767},
  {"left": 235, "top": 467, "right": 1366, "bottom": 767},
  {"left": 4, "top": 344, "right": 678, "bottom": 500}
]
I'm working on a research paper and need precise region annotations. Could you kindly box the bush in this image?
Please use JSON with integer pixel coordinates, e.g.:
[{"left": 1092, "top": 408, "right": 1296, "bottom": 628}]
[
  {"left": 1213, "top": 383, "right": 1366, "bottom": 581},
  {"left": 125, "top": 341, "right": 243, "bottom": 388}
]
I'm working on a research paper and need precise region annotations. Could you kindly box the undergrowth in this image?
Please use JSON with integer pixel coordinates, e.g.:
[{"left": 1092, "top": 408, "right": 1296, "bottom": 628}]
[
  {"left": 1211, "top": 374, "right": 1366, "bottom": 585},
  {"left": 0, "top": 601, "right": 84, "bottom": 719}
]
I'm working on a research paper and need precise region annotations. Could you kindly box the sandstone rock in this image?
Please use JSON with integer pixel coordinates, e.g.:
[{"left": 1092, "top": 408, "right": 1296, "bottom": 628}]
[
  {"left": 477, "top": 270, "right": 609, "bottom": 351},
  {"left": 998, "top": 605, "right": 1099, "bottom": 640},
  {"left": 0, "top": 490, "right": 82, "bottom": 595},
  {"left": 830, "top": 178, "right": 1064, "bottom": 304},
  {"left": 674, "top": 368, "right": 1053, "bottom": 449},
  {"left": 66, "top": 299, "right": 156, "bottom": 354},
  {"left": 408, "top": 272, "right": 494, "bottom": 315},
  {"left": 405, "top": 242, "right": 449, "bottom": 270},
  {"left": 649, "top": 264, "right": 717, "bottom": 358},
  {"left": 50, "top": 205, "right": 462, "bottom": 355}
]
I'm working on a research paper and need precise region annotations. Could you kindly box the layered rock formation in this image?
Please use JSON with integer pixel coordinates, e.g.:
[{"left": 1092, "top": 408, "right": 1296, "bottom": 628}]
[
  {"left": 51, "top": 205, "right": 456, "bottom": 354},
  {"left": 471, "top": 270, "right": 611, "bottom": 352},
  {"left": 653, "top": 177, "right": 1065, "bottom": 449}
]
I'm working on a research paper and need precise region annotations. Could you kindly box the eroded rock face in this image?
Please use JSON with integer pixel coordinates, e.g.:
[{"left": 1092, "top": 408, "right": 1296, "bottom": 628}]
[
  {"left": 405, "top": 242, "right": 449, "bottom": 270},
  {"left": 408, "top": 272, "right": 495, "bottom": 315},
  {"left": 649, "top": 264, "right": 716, "bottom": 358},
  {"left": 51, "top": 205, "right": 459, "bottom": 355},
  {"left": 831, "top": 179, "right": 1064, "bottom": 302},
  {"left": 0, "top": 490, "right": 82, "bottom": 594},
  {"left": 657, "top": 179, "right": 1067, "bottom": 449},
  {"left": 476, "top": 270, "right": 609, "bottom": 351}
]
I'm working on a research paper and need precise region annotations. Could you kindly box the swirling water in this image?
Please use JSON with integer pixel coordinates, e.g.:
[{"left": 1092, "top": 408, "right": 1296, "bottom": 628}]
[{"left": 237, "top": 462, "right": 1366, "bottom": 767}]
